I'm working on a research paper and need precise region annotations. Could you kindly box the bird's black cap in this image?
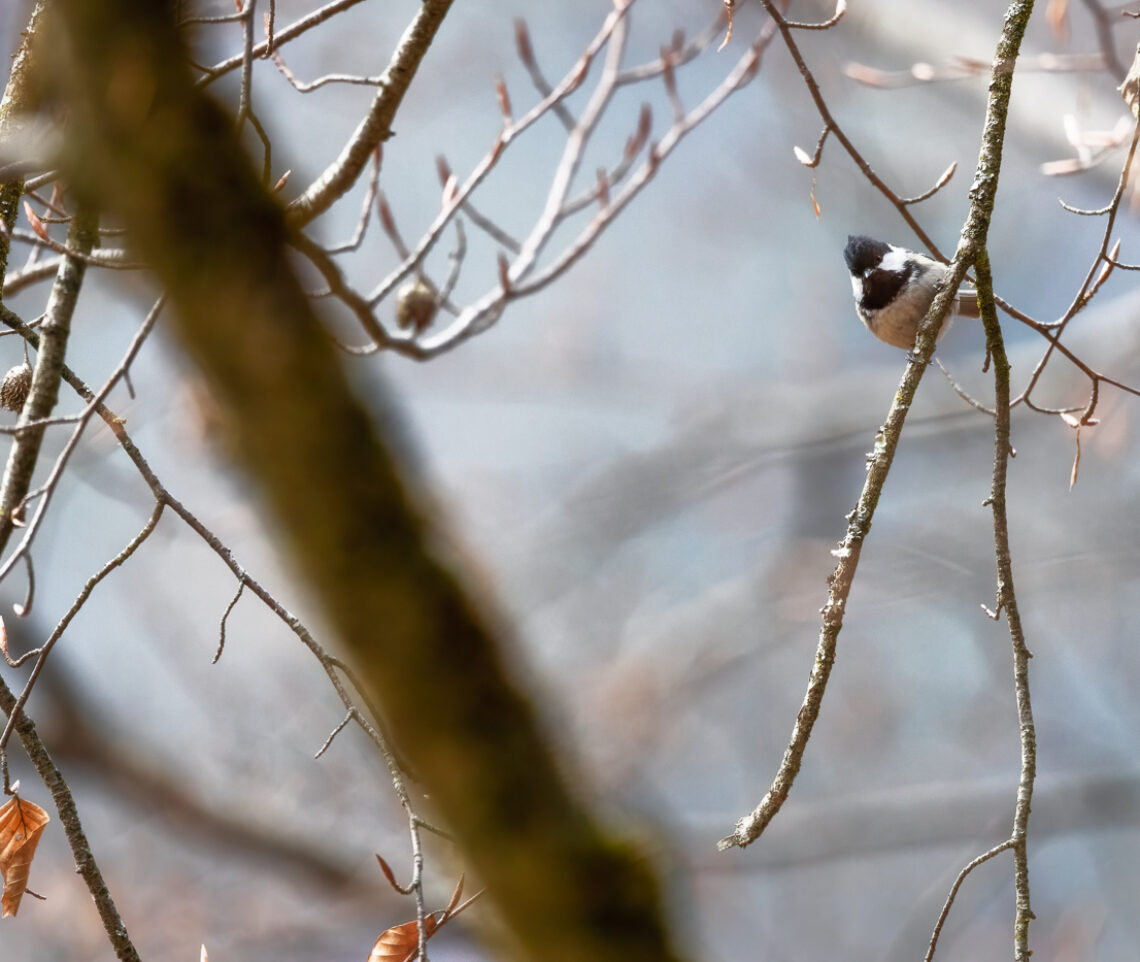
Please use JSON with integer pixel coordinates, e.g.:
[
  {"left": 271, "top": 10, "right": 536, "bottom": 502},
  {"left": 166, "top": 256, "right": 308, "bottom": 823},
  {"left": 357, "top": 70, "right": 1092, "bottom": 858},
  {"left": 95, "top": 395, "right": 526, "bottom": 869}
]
[{"left": 843, "top": 234, "right": 891, "bottom": 274}]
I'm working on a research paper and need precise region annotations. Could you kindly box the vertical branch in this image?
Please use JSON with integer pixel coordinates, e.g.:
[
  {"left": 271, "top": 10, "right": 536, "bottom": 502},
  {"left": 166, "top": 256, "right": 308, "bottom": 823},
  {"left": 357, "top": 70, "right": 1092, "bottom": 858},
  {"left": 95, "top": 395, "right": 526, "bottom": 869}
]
[
  {"left": 0, "top": 683, "right": 142, "bottom": 961},
  {"left": 0, "top": 1, "right": 49, "bottom": 296},
  {"left": 975, "top": 249, "right": 1036, "bottom": 962},
  {"left": 0, "top": 208, "right": 97, "bottom": 558}
]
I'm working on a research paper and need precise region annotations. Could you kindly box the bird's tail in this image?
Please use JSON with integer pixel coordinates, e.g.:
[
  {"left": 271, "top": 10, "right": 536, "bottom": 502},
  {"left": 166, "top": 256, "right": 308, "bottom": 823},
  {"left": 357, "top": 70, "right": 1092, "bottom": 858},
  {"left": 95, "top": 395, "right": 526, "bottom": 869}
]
[{"left": 955, "top": 288, "right": 980, "bottom": 318}]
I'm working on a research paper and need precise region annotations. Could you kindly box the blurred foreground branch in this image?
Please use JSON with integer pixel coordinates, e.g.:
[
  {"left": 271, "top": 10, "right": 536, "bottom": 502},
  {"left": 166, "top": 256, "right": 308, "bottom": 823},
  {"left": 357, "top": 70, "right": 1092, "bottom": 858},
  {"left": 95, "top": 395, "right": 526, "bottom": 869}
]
[{"left": 37, "top": 2, "right": 686, "bottom": 960}]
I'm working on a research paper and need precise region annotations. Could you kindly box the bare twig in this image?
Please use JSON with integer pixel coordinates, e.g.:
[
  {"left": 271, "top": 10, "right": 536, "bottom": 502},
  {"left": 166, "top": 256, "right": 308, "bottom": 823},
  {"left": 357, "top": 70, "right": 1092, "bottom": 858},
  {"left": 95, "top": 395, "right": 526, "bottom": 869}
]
[
  {"left": 924, "top": 841, "right": 1014, "bottom": 962},
  {"left": 975, "top": 249, "right": 1037, "bottom": 962}
]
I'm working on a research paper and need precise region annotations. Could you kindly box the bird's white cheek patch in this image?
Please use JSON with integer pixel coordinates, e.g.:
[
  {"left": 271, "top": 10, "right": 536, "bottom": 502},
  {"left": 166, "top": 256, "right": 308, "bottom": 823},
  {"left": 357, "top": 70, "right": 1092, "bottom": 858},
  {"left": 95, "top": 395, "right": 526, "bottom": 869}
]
[
  {"left": 850, "top": 276, "right": 863, "bottom": 301},
  {"left": 880, "top": 246, "right": 909, "bottom": 272}
]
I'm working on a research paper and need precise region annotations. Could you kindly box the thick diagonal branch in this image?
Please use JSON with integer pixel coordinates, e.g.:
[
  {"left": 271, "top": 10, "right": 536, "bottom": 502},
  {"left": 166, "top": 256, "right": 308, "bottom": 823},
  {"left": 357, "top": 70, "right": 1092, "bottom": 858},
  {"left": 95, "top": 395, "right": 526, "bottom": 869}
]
[
  {"left": 287, "top": 0, "right": 455, "bottom": 226},
  {"left": 39, "top": 3, "right": 685, "bottom": 961}
]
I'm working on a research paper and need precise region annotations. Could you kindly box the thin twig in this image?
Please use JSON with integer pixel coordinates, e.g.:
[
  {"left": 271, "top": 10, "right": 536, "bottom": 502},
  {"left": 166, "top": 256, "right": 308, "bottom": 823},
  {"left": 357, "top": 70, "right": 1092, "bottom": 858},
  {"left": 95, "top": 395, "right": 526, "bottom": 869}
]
[
  {"left": 924, "top": 840, "right": 1014, "bottom": 961},
  {"left": 975, "top": 248, "right": 1037, "bottom": 962}
]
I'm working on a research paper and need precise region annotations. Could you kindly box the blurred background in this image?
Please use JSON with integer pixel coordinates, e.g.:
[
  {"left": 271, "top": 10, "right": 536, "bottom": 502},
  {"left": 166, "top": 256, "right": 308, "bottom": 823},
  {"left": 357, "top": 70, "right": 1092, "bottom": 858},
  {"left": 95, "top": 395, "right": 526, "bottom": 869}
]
[{"left": 2, "top": 0, "right": 1140, "bottom": 959}]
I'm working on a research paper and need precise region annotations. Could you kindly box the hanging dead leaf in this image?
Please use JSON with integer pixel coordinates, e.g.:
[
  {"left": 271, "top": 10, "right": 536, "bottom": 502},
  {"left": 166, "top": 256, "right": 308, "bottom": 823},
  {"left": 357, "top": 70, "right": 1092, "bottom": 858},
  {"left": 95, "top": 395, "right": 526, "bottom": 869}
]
[
  {"left": 375, "top": 853, "right": 412, "bottom": 894},
  {"left": 367, "top": 916, "right": 440, "bottom": 962},
  {"left": 22, "top": 203, "right": 49, "bottom": 243},
  {"left": 201, "top": 946, "right": 209, "bottom": 962},
  {"left": 0, "top": 795, "right": 50, "bottom": 917},
  {"left": 718, "top": 0, "right": 734, "bottom": 52}
]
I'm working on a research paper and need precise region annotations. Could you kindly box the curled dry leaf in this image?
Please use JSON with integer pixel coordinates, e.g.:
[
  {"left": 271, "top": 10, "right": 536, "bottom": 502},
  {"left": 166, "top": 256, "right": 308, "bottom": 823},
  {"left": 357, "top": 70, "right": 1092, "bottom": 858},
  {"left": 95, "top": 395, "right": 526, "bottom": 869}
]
[
  {"left": 718, "top": 0, "right": 734, "bottom": 52},
  {"left": 0, "top": 795, "right": 50, "bottom": 917},
  {"left": 375, "top": 853, "right": 410, "bottom": 894},
  {"left": 22, "top": 203, "right": 49, "bottom": 243},
  {"left": 367, "top": 916, "right": 440, "bottom": 962}
]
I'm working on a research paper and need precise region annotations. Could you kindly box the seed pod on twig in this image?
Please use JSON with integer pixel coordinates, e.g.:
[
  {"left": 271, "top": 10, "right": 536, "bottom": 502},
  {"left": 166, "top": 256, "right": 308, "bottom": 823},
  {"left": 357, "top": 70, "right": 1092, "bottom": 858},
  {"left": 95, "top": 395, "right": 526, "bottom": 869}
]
[{"left": 0, "top": 363, "right": 32, "bottom": 413}]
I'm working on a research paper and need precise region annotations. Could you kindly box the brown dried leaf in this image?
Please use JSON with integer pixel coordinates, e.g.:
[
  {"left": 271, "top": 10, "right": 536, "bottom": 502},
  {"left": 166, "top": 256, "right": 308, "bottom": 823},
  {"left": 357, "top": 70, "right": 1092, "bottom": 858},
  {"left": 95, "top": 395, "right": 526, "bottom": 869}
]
[
  {"left": 0, "top": 795, "right": 50, "bottom": 917},
  {"left": 367, "top": 917, "right": 439, "bottom": 962},
  {"left": 22, "top": 203, "right": 48, "bottom": 243},
  {"left": 442, "top": 873, "right": 465, "bottom": 917},
  {"left": 718, "top": 0, "right": 734, "bottom": 52},
  {"left": 375, "top": 853, "right": 411, "bottom": 894},
  {"left": 810, "top": 182, "right": 821, "bottom": 218},
  {"left": 201, "top": 946, "right": 209, "bottom": 962}
]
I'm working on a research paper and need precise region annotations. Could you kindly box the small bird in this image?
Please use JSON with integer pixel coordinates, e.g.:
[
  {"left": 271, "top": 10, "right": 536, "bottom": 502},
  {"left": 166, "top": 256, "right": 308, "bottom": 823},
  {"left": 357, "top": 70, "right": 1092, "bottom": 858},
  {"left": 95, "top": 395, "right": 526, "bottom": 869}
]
[{"left": 843, "top": 235, "right": 979, "bottom": 349}]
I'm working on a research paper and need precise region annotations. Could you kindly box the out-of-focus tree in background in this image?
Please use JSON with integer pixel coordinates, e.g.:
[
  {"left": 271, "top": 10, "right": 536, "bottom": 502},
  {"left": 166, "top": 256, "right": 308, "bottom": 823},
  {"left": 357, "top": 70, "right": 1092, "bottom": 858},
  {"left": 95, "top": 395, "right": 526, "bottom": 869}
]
[{"left": 1, "top": 0, "right": 1140, "bottom": 960}]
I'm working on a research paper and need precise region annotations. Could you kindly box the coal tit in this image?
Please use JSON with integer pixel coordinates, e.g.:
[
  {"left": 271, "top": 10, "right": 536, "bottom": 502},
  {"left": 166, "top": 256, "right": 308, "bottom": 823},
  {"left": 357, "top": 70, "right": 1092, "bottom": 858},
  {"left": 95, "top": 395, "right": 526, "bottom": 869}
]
[{"left": 843, "top": 235, "right": 979, "bottom": 350}]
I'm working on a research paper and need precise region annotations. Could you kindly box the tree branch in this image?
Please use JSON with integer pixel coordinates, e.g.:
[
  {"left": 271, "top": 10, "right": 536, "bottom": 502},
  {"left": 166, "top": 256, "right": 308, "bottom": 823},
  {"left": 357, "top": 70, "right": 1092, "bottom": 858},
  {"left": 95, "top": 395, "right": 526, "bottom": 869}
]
[
  {"left": 287, "top": 0, "right": 456, "bottom": 227},
  {"left": 40, "top": 2, "right": 686, "bottom": 960},
  {"left": 720, "top": 0, "right": 1038, "bottom": 854}
]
